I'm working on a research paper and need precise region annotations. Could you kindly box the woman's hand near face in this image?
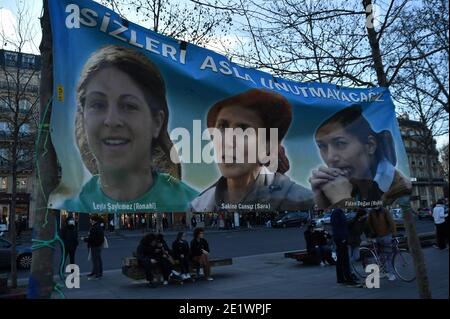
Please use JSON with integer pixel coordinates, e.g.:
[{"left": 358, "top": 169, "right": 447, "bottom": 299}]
[
  {"left": 309, "top": 165, "right": 342, "bottom": 193},
  {"left": 321, "top": 175, "right": 353, "bottom": 205}
]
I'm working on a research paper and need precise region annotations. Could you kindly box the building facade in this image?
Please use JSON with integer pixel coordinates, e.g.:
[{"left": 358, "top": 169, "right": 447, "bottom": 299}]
[
  {"left": 398, "top": 114, "right": 446, "bottom": 210},
  {"left": 0, "top": 49, "right": 40, "bottom": 229}
]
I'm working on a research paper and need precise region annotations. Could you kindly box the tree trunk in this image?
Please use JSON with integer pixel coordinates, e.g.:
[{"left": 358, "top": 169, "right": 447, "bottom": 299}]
[
  {"left": 361, "top": 0, "right": 432, "bottom": 299},
  {"left": 27, "top": 0, "right": 59, "bottom": 299},
  {"left": 397, "top": 196, "right": 432, "bottom": 298},
  {"left": 362, "top": 0, "right": 388, "bottom": 87},
  {"left": 9, "top": 149, "right": 18, "bottom": 288}
]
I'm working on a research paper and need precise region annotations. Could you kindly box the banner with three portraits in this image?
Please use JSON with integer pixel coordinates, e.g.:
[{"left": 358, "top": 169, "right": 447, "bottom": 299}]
[{"left": 47, "top": 0, "right": 412, "bottom": 214}]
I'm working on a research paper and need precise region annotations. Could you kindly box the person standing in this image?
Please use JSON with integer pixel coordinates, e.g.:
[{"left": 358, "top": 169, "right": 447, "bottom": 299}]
[
  {"left": 347, "top": 208, "right": 368, "bottom": 263},
  {"left": 109, "top": 218, "right": 115, "bottom": 232},
  {"left": 60, "top": 217, "right": 79, "bottom": 266},
  {"left": 191, "top": 215, "right": 197, "bottom": 229},
  {"left": 330, "top": 208, "right": 360, "bottom": 286},
  {"left": 84, "top": 215, "right": 105, "bottom": 280},
  {"left": 433, "top": 199, "right": 448, "bottom": 250},
  {"left": 190, "top": 227, "right": 213, "bottom": 281},
  {"left": 367, "top": 207, "right": 397, "bottom": 281}
]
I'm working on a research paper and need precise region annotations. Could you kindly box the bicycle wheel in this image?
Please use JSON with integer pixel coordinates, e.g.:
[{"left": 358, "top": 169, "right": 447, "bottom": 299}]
[
  {"left": 352, "top": 247, "right": 378, "bottom": 279},
  {"left": 392, "top": 249, "right": 416, "bottom": 282}
]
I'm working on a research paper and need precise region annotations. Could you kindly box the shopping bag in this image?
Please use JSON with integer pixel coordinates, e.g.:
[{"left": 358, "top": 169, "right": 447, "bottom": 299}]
[{"left": 103, "top": 236, "right": 109, "bottom": 249}]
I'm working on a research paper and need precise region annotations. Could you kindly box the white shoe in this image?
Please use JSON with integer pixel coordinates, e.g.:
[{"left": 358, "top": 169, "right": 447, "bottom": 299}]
[
  {"left": 206, "top": 277, "right": 214, "bottom": 281},
  {"left": 181, "top": 274, "right": 188, "bottom": 280},
  {"left": 163, "top": 280, "right": 169, "bottom": 285},
  {"left": 320, "top": 262, "right": 325, "bottom": 267},
  {"left": 387, "top": 274, "right": 396, "bottom": 281},
  {"left": 172, "top": 270, "right": 181, "bottom": 276},
  {"left": 185, "top": 273, "right": 191, "bottom": 279}
]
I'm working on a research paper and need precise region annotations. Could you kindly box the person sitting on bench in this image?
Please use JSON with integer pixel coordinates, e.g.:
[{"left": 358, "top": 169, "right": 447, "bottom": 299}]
[
  {"left": 190, "top": 227, "right": 213, "bottom": 281},
  {"left": 304, "top": 221, "right": 334, "bottom": 266},
  {"left": 137, "top": 233, "right": 181, "bottom": 286},
  {"left": 136, "top": 233, "right": 159, "bottom": 288},
  {"left": 172, "top": 232, "right": 191, "bottom": 280}
]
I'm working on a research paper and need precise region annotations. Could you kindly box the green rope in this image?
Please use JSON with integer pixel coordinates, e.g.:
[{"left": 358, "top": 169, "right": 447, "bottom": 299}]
[
  {"left": 53, "top": 282, "right": 65, "bottom": 299},
  {"left": 31, "top": 218, "right": 66, "bottom": 299}
]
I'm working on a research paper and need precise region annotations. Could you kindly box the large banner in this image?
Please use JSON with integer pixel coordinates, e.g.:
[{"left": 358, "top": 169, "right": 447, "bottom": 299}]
[{"left": 48, "top": 0, "right": 411, "bottom": 213}]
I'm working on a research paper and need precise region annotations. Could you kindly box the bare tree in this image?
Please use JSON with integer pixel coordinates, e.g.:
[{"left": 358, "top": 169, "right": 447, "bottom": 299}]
[
  {"left": 99, "top": 0, "right": 233, "bottom": 48},
  {"left": 0, "top": 0, "right": 40, "bottom": 289}
]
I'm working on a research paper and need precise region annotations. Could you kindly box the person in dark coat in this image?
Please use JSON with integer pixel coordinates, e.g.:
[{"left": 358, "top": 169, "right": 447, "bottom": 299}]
[
  {"left": 191, "top": 216, "right": 197, "bottom": 229},
  {"left": 136, "top": 233, "right": 159, "bottom": 288},
  {"left": 330, "top": 208, "right": 360, "bottom": 286},
  {"left": 304, "top": 221, "right": 334, "bottom": 265},
  {"left": 60, "top": 217, "right": 79, "bottom": 266},
  {"left": 172, "top": 232, "right": 191, "bottom": 280},
  {"left": 83, "top": 215, "right": 104, "bottom": 280},
  {"left": 190, "top": 227, "right": 213, "bottom": 281},
  {"left": 347, "top": 208, "right": 368, "bottom": 263}
]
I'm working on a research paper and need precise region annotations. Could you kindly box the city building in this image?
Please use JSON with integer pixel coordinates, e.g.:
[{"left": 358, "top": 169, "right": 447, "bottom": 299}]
[
  {"left": 0, "top": 49, "right": 40, "bottom": 229},
  {"left": 398, "top": 114, "right": 446, "bottom": 210}
]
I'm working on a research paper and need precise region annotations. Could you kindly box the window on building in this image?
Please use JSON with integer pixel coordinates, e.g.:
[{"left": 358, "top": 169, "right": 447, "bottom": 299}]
[
  {"left": 0, "top": 121, "right": 10, "bottom": 133},
  {"left": 16, "top": 177, "right": 27, "bottom": 191},
  {"left": 0, "top": 98, "right": 9, "bottom": 109},
  {"left": 0, "top": 148, "right": 8, "bottom": 161},
  {"left": 21, "top": 54, "right": 35, "bottom": 68},
  {"left": 19, "top": 99, "right": 31, "bottom": 111},
  {"left": 0, "top": 176, "right": 7, "bottom": 192},
  {"left": 4, "top": 51, "right": 18, "bottom": 66},
  {"left": 17, "top": 149, "right": 30, "bottom": 161},
  {"left": 19, "top": 124, "right": 30, "bottom": 134}
]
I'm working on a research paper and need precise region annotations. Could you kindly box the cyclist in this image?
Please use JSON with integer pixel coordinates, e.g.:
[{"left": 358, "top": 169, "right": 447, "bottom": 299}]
[{"left": 367, "top": 207, "right": 397, "bottom": 281}]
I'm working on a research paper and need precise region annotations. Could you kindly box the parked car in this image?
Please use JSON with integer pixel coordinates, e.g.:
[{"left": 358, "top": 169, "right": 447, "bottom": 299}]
[
  {"left": 417, "top": 208, "right": 433, "bottom": 220},
  {"left": 0, "top": 238, "right": 32, "bottom": 270},
  {"left": 315, "top": 212, "right": 332, "bottom": 226},
  {"left": 345, "top": 211, "right": 357, "bottom": 221},
  {"left": 390, "top": 209, "right": 405, "bottom": 230},
  {"left": 273, "top": 211, "right": 310, "bottom": 228}
]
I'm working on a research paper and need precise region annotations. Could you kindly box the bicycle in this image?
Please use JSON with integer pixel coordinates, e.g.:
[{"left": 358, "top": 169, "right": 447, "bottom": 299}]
[{"left": 351, "top": 237, "right": 416, "bottom": 282}]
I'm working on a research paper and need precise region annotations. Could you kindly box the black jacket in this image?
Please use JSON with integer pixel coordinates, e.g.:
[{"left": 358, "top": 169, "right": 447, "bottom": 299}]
[
  {"left": 304, "top": 229, "right": 330, "bottom": 253},
  {"left": 61, "top": 225, "right": 79, "bottom": 251},
  {"left": 84, "top": 222, "right": 104, "bottom": 248},
  {"left": 136, "top": 242, "right": 157, "bottom": 262},
  {"left": 190, "top": 238, "right": 210, "bottom": 257},
  {"left": 172, "top": 240, "right": 190, "bottom": 259}
]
